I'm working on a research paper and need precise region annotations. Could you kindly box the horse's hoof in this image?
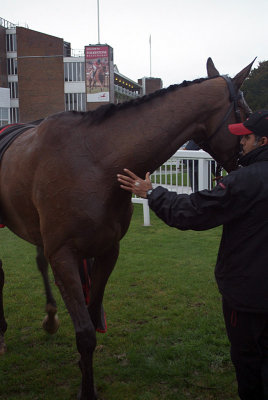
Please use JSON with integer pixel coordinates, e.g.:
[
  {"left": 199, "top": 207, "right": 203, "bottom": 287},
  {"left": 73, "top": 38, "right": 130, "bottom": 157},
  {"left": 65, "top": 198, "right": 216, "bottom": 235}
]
[
  {"left": 42, "top": 304, "right": 60, "bottom": 334},
  {"left": 42, "top": 313, "right": 60, "bottom": 334}
]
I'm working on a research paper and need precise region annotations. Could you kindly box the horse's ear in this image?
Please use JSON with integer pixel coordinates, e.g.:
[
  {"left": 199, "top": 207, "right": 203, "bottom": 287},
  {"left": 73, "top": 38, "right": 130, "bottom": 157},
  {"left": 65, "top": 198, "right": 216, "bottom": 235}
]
[
  {"left": 206, "top": 57, "right": 220, "bottom": 77},
  {"left": 232, "top": 58, "right": 257, "bottom": 90}
]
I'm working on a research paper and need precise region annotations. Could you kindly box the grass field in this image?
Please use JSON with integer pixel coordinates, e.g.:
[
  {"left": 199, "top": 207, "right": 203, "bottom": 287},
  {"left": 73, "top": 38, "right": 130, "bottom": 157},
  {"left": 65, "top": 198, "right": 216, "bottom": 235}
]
[{"left": 0, "top": 205, "right": 239, "bottom": 400}]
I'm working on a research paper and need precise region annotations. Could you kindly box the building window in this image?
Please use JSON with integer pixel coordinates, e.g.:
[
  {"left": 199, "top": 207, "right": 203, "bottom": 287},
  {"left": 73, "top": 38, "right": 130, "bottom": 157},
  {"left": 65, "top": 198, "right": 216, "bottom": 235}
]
[
  {"left": 9, "top": 82, "right": 19, "bottom": 99},
  {"left": 6, "top": 33, "right": 17, "bottom": 52},
  {"left": 7, "top": 58, "right": 17, "bottom": 75},
  {"left": 0, "top": 107, "right": 9, "bottom": 127},
  {"left": 65, "top": 93, "right": 86, "bottom": 111},
  {"left": 77, "top": 62, "right": 85, "bottom": 81},
  {"left": 64, "top": 62, "right": 85, "bottom": 82},
  {"left": 64, "top": 63, "right": 68, "bottom": 81},
  {"left": 10, "top": 107, "right": 19, "bottom": 123}
]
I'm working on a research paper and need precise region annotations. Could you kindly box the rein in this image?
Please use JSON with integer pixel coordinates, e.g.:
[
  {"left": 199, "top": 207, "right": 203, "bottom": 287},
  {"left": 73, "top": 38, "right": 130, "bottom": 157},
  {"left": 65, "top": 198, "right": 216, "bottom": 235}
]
[
  {"left": 197, "top": 75, "right": 246, "bottom": 179},
  {"left": 199, "top": 76, "right": 242, "bottom": 147}
]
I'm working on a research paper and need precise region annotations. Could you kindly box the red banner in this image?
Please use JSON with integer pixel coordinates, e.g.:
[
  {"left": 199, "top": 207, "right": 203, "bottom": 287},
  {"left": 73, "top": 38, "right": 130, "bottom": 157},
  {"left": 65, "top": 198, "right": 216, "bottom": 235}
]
[{"left": 85, "top": 45, "right": 110, "bottom": 102}]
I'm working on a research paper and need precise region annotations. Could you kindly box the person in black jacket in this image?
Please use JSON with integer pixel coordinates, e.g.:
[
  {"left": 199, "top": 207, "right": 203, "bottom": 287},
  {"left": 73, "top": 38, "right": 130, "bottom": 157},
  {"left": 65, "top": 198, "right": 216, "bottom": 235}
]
[{"left": 117, "top": 110, "right": 268, "bottom": 400}]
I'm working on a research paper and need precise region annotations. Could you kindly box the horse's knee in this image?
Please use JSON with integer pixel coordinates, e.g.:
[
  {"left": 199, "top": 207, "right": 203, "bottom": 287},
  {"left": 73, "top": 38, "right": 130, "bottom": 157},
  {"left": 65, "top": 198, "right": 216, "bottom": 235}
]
[{"left": 76, "top": 329, "right": 96, "bottom": 357}]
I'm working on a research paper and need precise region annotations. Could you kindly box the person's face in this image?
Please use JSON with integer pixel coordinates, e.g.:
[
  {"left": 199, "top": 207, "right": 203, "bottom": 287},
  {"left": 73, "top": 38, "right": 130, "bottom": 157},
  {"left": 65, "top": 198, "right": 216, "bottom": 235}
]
[{"left": 240, "top": 134, "right": 261, "bottom": 155}]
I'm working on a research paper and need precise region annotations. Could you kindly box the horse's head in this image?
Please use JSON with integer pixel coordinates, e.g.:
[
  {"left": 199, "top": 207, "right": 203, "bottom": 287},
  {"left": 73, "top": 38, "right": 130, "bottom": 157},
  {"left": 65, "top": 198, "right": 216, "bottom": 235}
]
[{"left": 195, "top": 58, "right": 255, "bottom": 172}]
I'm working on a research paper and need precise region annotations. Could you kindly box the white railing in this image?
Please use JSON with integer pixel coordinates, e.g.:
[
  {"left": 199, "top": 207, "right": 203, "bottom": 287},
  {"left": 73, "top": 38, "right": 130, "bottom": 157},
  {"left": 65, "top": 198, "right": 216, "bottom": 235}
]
[
  {"left": 114, "top": 84, "right": 140, "bottom": 98},
  {"left": 132, "top": 150, "right": 220, "bottom": 226}
]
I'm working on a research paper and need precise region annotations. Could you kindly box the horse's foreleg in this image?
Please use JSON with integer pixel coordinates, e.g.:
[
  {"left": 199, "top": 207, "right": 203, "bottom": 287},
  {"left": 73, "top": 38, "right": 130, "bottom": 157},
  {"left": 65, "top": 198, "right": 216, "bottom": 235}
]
[
  {"left": 88, "top": 244, "right": 119, "bottom": 332},
  {"left": 36, "top": 246, "right": 59, "bottom": 334},
  {"left": 0, "top": 260, "right": 7, "bottom": 355},
  {"left": 49, "top": 246, "right": 97, "bottom": 400}
]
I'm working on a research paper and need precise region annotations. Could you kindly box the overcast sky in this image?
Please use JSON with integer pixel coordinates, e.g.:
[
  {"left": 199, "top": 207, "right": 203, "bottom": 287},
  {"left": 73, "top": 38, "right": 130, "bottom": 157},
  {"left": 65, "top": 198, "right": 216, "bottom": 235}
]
[{"left": 2, "top": 0, "right": 267, "bottom": 87}]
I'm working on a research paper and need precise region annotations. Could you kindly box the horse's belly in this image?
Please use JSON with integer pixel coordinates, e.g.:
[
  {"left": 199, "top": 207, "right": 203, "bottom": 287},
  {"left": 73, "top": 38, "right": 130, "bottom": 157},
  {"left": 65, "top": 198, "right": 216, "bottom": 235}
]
[{"left": 39, "top": 197, "right": 133, "bottom": 258}]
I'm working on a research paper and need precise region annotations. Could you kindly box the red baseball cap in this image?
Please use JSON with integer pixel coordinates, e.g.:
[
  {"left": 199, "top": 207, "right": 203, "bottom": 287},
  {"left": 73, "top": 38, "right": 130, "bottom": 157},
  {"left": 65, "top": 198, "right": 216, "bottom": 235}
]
[{"left": 229, "top": 110, "right": 268, "bottom": 137}]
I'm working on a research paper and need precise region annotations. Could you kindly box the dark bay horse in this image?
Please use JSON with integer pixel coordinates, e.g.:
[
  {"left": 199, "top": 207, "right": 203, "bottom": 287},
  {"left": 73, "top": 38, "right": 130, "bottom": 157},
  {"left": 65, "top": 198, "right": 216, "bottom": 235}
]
[{"left": 0, "top": 58, "right": 253, "bottom": 399}]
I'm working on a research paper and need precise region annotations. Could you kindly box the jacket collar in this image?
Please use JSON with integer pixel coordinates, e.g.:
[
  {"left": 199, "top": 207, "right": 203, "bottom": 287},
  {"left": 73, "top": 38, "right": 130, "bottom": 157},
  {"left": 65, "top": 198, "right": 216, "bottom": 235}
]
[{"left": 239, "top": 145, "right": 268, "bottom": 167}]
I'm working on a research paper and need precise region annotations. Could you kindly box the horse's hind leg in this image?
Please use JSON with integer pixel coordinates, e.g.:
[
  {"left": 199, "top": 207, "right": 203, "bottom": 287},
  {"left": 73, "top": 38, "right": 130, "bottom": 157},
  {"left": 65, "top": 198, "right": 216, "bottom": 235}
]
[
  {"left": 36, "top": 246, "right": 59, "bottom": 334},
  {"left": 0, "top": 260, "right": 7, "bottom": 354}
]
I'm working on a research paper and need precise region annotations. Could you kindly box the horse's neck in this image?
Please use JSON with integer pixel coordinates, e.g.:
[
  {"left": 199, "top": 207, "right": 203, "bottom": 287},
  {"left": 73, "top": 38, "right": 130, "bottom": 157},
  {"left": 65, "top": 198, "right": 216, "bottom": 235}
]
[{"left": 101, "top": 78, "right": 223, "bottom": 175}]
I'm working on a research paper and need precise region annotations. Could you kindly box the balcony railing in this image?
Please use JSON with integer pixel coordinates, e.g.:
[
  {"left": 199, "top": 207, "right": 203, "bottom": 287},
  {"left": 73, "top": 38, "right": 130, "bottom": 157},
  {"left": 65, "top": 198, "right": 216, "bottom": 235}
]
[{"left": 0, "top": 17, "right": 16, "bottom": 29}]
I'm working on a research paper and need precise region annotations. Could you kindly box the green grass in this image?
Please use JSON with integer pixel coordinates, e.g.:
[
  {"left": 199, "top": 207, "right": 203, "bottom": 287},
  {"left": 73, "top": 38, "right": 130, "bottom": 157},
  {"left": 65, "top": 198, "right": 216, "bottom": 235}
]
[{"left": 0, "top": 205, "right": 239, "bottom": 400}]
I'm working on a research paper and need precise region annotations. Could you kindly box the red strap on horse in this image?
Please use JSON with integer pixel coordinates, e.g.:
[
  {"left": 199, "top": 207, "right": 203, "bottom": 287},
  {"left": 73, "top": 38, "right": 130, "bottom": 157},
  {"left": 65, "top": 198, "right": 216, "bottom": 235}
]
[
  {"left": 0, "top": 123, "right": 20, "bottom": 135},
  {"left": 82, "top": 259, "right": 91, "bottom": 306}
]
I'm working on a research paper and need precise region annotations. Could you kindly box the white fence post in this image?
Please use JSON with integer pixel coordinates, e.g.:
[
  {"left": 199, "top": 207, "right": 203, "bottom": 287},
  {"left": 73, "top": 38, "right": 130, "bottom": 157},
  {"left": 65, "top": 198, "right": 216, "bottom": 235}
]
[
  {"left": 198, "top": 158, "right": 209, "bottom": 190},
  {"left": 131, "top": 197, "right": 151, "bottom": 226},
  {"left": 142, "top": 200, "right": 150, "bottom": 226}
]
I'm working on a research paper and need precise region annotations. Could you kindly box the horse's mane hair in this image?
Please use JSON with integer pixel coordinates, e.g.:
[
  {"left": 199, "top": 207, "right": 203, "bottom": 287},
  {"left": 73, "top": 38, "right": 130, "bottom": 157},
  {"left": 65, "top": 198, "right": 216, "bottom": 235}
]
[{"left": 70, "top": 76, "right": 213, "bottom": 126}]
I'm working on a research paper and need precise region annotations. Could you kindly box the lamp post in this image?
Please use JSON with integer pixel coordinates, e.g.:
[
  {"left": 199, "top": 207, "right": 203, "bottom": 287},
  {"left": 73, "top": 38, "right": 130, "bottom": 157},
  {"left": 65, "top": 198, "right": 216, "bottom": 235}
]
[
  {"left": 97, "top": 0, "right": 100, "bottom": 44},
  {"left": 149, "top": 34, "right": 152, "bottom": 77}
]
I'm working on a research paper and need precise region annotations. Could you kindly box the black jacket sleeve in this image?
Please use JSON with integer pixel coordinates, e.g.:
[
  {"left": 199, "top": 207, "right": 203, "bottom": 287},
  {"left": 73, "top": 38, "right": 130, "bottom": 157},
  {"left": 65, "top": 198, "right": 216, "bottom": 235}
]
[{"left": 148, "top": 169, "right": 262, "bottom": 231}]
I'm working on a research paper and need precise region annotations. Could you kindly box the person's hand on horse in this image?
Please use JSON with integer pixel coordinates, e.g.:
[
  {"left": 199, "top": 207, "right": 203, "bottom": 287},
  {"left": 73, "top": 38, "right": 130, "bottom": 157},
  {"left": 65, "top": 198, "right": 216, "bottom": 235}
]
[{"left": 117, "top": 169, "right": 152, "bottom": 198}]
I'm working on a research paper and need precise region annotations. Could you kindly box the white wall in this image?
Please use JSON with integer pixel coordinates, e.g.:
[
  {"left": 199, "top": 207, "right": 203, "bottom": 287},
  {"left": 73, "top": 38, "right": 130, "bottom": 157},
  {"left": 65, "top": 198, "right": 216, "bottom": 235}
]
[
  {"left": 0, "top": 87, "right": 10, "bottom": 108},
  {"left": 0, "top": 88, "right": 10, "bottom": 125}
]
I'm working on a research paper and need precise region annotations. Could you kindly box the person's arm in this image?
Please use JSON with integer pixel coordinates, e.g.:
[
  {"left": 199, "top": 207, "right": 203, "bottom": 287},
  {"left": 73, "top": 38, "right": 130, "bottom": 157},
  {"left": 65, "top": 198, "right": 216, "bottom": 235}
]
[
  {"left": 117, "top": 168, "right": 228, "bottom": 230},
  {"left": 117, "top": 168, "right": 261, "bottom": 231},
  {"left": 147, "top": 185, "right": 228, "bottom": 230}
]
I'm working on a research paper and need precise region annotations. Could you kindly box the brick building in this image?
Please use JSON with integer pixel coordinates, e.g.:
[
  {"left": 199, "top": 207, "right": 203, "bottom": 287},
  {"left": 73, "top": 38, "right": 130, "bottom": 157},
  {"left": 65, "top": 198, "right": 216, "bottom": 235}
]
[
  {"left": 0, "top": 16, "right": 163, "bottom": 126},
  {"left": 138, "top": 77, "right": 163, "bottom": 95}
]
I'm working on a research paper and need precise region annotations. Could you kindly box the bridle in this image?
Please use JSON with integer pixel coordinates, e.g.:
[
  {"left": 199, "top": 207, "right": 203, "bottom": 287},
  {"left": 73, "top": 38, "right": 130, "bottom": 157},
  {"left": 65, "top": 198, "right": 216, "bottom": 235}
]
[{"left": 196, "top": 75, "right": 251, "bottom": 177}]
